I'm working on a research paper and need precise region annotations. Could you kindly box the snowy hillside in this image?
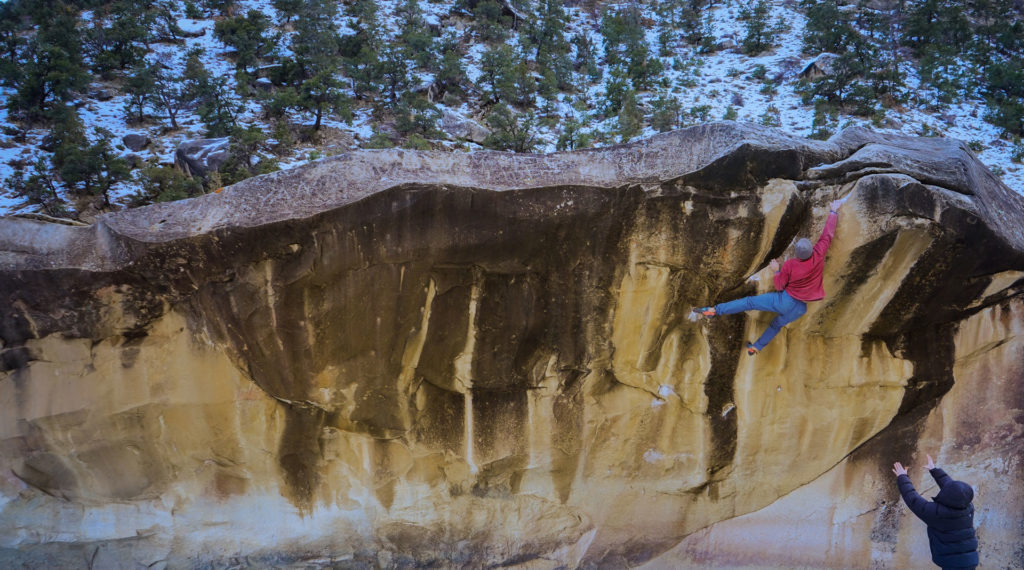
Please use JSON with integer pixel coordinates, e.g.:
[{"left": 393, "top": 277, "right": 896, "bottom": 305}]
[{"left": 0, "top": 0, "right": 1021, "bottom": 218}]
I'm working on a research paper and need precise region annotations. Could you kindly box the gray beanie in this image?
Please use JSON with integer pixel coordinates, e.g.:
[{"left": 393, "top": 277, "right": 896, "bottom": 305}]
[{"left": 795, "top": 238, "right": 813, "bottom": 260}]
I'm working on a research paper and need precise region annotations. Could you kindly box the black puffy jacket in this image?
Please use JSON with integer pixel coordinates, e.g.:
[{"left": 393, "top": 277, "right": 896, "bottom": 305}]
[{"left": 897, "top": 468, "right": 979, "bottom": 568}]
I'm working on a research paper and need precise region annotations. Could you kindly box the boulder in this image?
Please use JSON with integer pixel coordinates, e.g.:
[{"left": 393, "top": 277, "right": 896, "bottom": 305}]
[
  {"left": 254, "top": 77, "right": 274, "bottom": 93},
  {"left": 37, "top": 134, "right": 55, "bottom": 152},
  {"left": 122, "top": 133, "right": 150, "bottom": 152},
  {"left": 799, "top": 52, "right": 840, "bottom": 80},
  {"left": 439, "top": 109, "right": 491, "bottom": 144},
  {"left": 174, "top": 137, "right": 230, "bottom": 177},
  {"left": 90, "top": 88, "right": 114, "bottom": 101},
  {"left": 1, "top": 123, "right": 1022, "bottom": 568}
]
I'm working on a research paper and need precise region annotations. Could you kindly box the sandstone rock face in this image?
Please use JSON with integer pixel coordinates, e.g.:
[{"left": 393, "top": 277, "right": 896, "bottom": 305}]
[{"left": 1, "top": 123, "right": 1022, "bottom": 568}]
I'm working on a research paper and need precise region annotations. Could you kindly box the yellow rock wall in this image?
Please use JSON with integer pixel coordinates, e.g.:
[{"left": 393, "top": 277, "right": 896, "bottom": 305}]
[{"left": 2, "top": 125, "right": 1022, "bottom": 567}]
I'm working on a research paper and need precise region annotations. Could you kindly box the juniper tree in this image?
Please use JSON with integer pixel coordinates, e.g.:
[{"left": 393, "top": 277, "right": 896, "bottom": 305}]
[{"left": 203, "top": 0, "right": 238, "bottom": 17}]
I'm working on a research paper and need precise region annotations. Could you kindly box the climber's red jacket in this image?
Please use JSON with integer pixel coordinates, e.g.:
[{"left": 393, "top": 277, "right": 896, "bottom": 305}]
[{"left": 773, "top": 211, "right": 838, "bottom": 302}]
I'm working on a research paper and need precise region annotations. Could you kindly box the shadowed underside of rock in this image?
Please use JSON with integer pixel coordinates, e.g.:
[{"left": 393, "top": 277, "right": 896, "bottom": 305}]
[{"left": 1, "top": 123, "right": 1022, "bottom": 568}]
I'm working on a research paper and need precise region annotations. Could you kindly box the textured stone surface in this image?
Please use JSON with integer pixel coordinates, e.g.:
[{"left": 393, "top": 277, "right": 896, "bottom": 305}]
[{"left": 1, "top": 123, "right": 1022, "bottom": 568}]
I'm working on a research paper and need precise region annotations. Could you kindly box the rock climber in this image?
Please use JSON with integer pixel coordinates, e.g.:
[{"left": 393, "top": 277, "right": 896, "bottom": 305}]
[
  {"left": 696, "top": 199, "right": 843, "bottom": 356},
  {"left": 892, "top": 455, "right": 979, "bottom": 569}
]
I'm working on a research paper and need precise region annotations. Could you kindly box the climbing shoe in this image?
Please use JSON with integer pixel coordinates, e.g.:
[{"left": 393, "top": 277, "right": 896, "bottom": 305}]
[
  {"left": 696, "top": 306, "right": 716, "bottom": 317},
  {"left": 746, "top": 343, "right": 760, "bottom": 356}
]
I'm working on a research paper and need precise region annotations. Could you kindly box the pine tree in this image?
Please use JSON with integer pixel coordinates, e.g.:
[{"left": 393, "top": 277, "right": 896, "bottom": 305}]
[
  {"left": 50, "top": 109, "right": 130, "bottom": 208},
  {"left": 650, "top": 91, "right": 682, "bottom": 132},
  {"left": 800, "top": 0, "right": 858, "bottom": 55},
  {"left": 296, "top": 70, "right": 352, "bottom": 130},
  {"left": 983, "top": 62, "right": 1024, "bottom": 136},
  {"left": 5, "top": 158, "right": 69, "bottom": 217},
  {"left": 467, "top": 0, "right": 513, "bottom": 43},
  {"left": 84, "top": 0, "right": 154, "bottom": 76},
  {"left": 272, "top": 0, "right": 303, "bottom": 23},
  {"left": 529, "top": 0, "right": 574, "bottom": 91},
  {"left": 479, "top": 44, "right": 515, "bottom": 103},
  {"left": 340, "top": 0, "right": 385, "bottom": 100},
  {"left": 483, "top": 103, "right": 538, "bottom": 152},
  {"left": 376, "top": 44, "right": 411, "bottom": 108},
  {"left": 618, "top": 89, "right": 643, "bottom": 141},
  {"left": 290, "top": 0, "right": 352, "bottom": 129},
  {"left": 571, "top": 32, "right": 601, "bottom": 82},
  {"left": 600, "top": 4, "right": 663, "bottom": 90},
  {"left": 393, "top": 92, "right": 441, "bottom": 141},
  {"left": 434, "top": 33, "right": 470, "bottom": 100},
  {"left": 123, "top": 61, "right": 156, "bottom": 124},
  {"left": 8, "top": 2, "right": 88, "bottom": 122},
  {"left": 219, "top": 124, "right": 279, "bottom": 185},
  {"left": 0, "top": 2, "right": 26, "bottom": 87},
  {"left": 739, "top": 0, "right": 781, "bottom": 55},
  {"left": 150, "top": 61, "right": 193, "bottom": 130},
  {"left": 398, "top": 0, "right": 434, "bottom": 69},
  {"left": 152, "top": 0, "right": 187, "bottom": 42},
  {"left": 903, "top": 0, "right": 970, "bottom": 57},
  {"left": 555, "top": 115, "right": 593, "bottom": 150},
  {"left": 184, "top": 49, "right": 239, "bottom": 136},
  {"left": 862, "top": 3, "right": 907, "bottom": 106},
  {"left": 214, "top": 9, "right": 275, "bottom": 75},
  {"left": 682, "top": 0, "right": 714, "bottom": 47},
  {"left": 602, "top": 66, "right": 630, "bottom": 116},
  {"left": 136, "top": 164, "right": 204, "bottom": 204}
]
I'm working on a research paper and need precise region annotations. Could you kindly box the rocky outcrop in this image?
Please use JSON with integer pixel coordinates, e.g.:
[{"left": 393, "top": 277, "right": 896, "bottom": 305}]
[
  {"left": 174, "top": 137, "right": 230, "bottom": 178},
  {"left": 1, "top": 123, "right": 1022, "bottom": 568},
  {"left": 440, "top": 109, "right": 491, "bottom": 143}
]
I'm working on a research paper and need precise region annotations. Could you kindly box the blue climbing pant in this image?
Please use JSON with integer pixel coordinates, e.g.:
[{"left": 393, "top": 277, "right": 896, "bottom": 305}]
[{"left": 715, "top": 291, "right": 807, "bottom": 351}]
